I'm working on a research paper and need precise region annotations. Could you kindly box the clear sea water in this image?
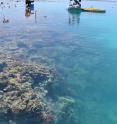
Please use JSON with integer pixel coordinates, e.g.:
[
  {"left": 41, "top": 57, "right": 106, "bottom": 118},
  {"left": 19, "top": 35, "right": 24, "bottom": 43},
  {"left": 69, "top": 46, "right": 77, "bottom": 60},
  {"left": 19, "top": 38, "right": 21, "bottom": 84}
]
[{"left": 0, "top": 0, "right": 117, "bottom": 124}]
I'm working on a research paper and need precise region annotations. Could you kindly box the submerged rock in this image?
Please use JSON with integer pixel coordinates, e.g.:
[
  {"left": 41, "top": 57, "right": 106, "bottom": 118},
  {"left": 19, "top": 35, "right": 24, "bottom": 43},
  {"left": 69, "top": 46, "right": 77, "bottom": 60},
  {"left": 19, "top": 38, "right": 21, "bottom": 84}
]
[{"left": 0, "top": 53, "right": 54, "bottom": 123}]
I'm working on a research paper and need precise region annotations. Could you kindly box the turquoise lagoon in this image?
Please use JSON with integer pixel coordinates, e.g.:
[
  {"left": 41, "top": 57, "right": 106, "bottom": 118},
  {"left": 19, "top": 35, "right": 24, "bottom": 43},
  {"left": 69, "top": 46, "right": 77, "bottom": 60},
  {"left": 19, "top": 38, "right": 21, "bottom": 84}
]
[{"left": 0, "top": 0, "right": 117, "bottom": 124}]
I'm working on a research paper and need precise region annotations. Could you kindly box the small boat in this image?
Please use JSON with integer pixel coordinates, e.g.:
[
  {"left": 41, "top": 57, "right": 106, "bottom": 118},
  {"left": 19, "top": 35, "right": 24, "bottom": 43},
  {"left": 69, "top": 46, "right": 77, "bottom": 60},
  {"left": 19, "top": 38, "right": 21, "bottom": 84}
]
[
  {"left": 68, "top": 6, "right": 81, "bottom": 13},
  {"left": 68, "top": 7, "right": 106, "bottom": 13},
  {"left": 81, "top": 8, "right": 106, "bottom": 13}
]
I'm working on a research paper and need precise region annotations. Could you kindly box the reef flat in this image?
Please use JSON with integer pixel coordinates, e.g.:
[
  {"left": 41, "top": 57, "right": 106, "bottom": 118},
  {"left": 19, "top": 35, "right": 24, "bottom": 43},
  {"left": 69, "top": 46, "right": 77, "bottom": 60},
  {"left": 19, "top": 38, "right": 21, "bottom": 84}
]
[{"left": 0, "top": 53, "right": 55, "bottom": 123}]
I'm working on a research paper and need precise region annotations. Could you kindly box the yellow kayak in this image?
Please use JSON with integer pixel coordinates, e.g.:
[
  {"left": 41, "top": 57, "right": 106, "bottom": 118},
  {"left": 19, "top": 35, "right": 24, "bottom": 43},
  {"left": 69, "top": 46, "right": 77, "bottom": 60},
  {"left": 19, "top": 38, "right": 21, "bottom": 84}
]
[{"left": 81, "top": 8, "right": 106, "bottom": 13}]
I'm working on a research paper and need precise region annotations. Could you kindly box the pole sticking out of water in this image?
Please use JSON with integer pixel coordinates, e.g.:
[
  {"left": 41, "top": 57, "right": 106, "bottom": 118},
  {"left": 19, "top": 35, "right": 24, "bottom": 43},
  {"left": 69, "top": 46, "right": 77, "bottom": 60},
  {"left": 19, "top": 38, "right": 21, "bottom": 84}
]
[{"left": 35, "top": 10, "right": 37, "bottom": 23}]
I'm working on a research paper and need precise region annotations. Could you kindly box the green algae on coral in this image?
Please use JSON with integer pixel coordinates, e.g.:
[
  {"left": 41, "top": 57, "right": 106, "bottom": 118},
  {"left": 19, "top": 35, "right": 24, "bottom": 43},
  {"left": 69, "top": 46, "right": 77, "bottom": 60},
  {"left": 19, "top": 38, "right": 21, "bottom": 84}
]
[
  {"left": 9, "top": 66, "right": 22, "bottom": 74},
  {"left": 0, "top": 53, "right": 55, "bottom": 123}
]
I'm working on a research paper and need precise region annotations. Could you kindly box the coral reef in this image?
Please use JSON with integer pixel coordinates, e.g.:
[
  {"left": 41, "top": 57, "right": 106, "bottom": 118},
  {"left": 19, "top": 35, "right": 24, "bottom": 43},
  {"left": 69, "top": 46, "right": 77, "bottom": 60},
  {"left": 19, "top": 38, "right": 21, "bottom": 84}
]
[{"left": 0, "top": 53, "right": 54, "bottom": 123}]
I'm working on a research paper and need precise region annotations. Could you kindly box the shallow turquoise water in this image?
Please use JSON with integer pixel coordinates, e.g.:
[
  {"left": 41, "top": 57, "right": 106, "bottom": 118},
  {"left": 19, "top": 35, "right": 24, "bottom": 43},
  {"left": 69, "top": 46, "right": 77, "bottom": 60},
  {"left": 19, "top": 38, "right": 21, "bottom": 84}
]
[{"left": 0, "top": 0, "right": 117, "bottom": 124}]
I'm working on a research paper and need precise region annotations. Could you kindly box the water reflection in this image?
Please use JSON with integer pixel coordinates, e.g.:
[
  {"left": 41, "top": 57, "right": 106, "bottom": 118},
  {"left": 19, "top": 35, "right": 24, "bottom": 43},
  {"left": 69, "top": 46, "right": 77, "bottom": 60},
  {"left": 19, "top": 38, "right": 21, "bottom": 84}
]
[{"left": 68, "top": 12, "right": 81, "bottom": 25}]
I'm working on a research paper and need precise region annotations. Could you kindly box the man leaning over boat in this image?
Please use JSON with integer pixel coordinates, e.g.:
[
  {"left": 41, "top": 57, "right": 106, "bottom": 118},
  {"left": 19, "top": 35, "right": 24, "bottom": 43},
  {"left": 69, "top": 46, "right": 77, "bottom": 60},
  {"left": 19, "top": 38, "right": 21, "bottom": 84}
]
[{"left": 70, "top": 0, "right": 81, "bottom": 8}]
